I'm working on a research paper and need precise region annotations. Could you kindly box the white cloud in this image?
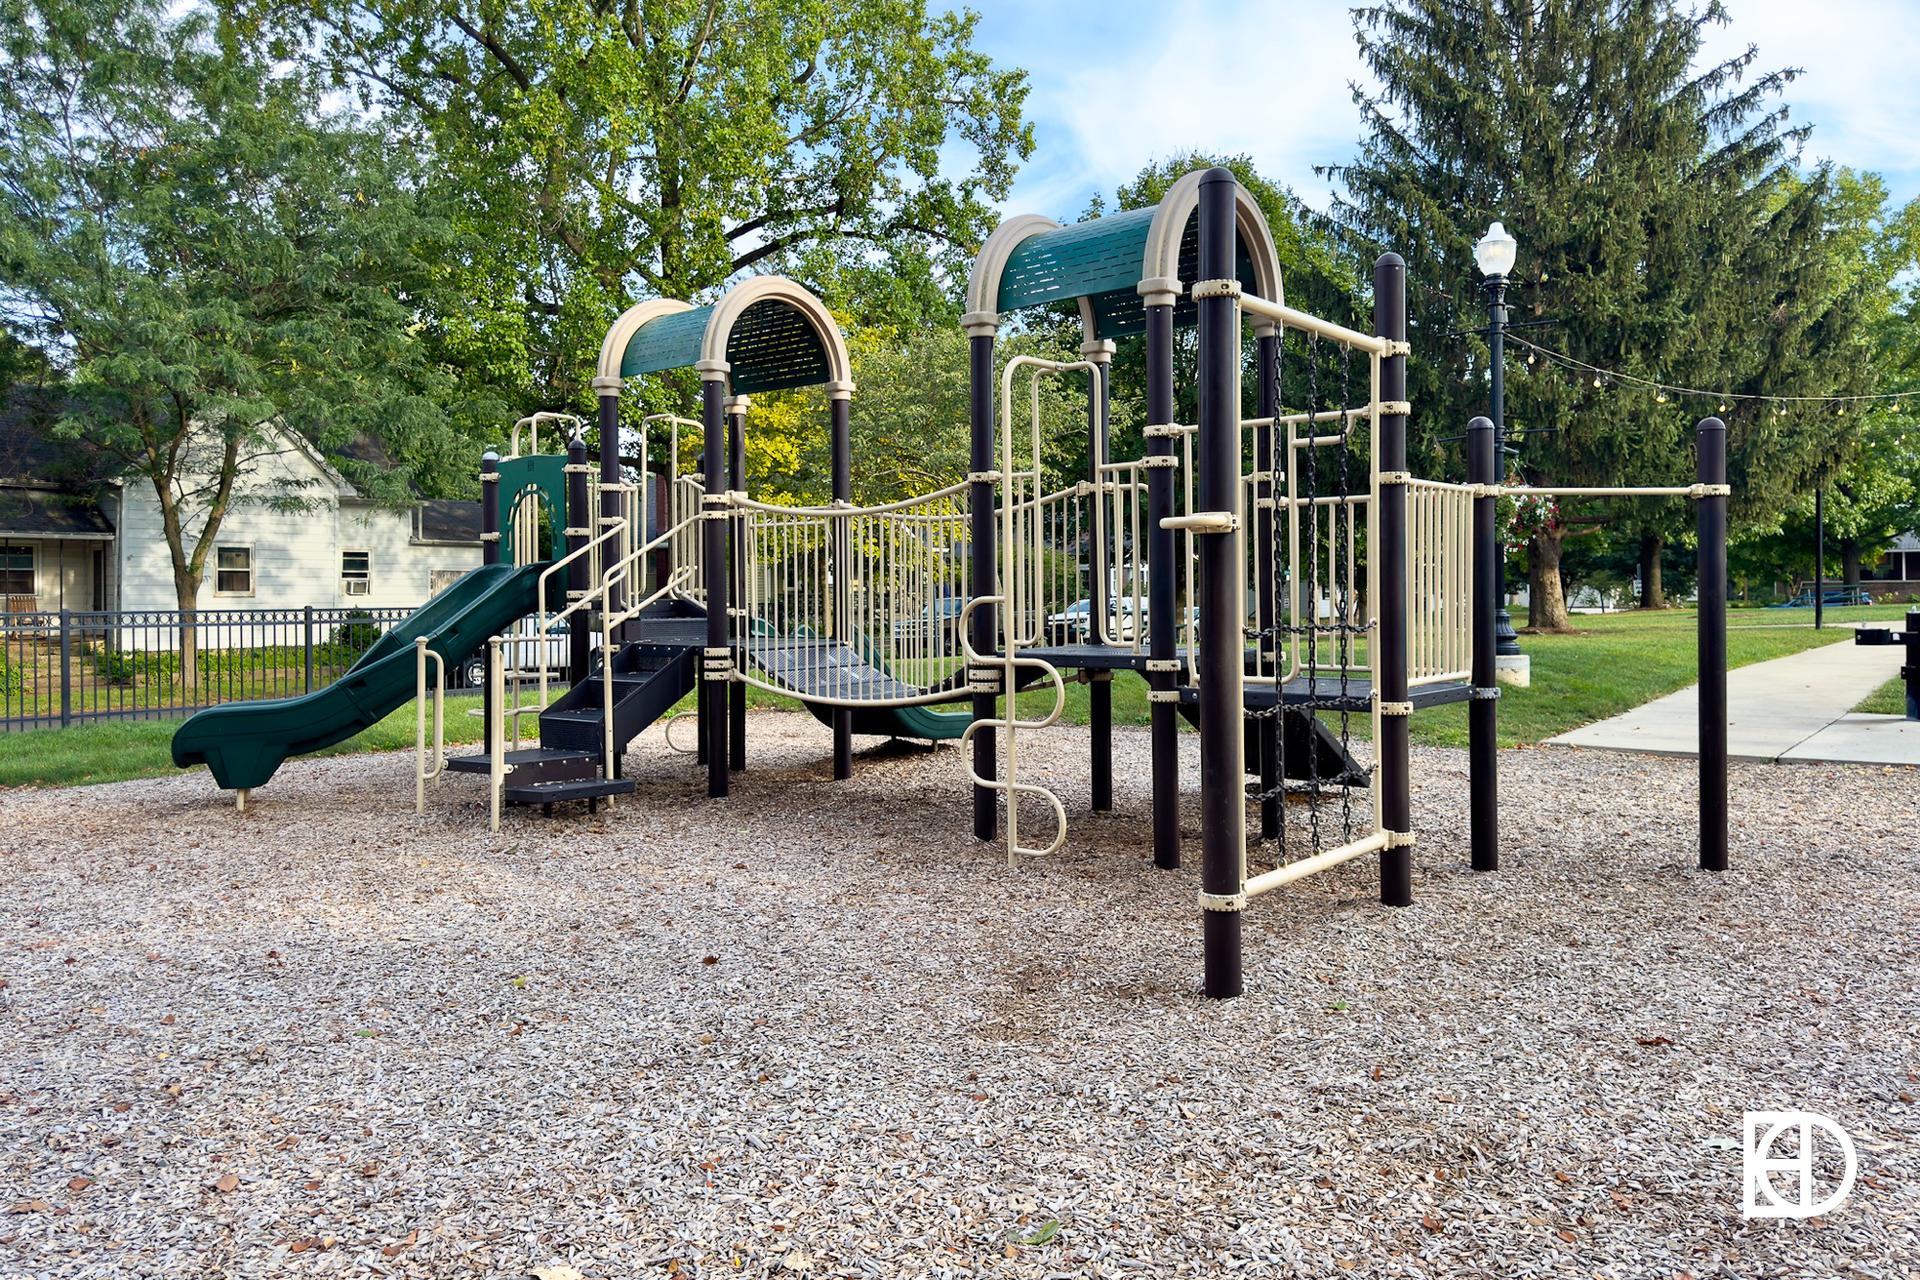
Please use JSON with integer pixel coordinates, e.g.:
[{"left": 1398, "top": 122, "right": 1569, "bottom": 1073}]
[
  {"left": 970, "top": 0, "right": 1920, "bottom": 220},
  {"left": 1696, "top": 0, "right": 1920, "bottom": 192},
  {"left": 996, "top": 0, "right": 1368, "bottom": 217}
]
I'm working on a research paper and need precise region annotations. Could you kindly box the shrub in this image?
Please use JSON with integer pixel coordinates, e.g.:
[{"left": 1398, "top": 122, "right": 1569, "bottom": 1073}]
[
  {"left": 91, "top": 644, "right": 140, "bottom": 685},
  {"left": 0, "top": 651, "right": 21, "bottom": 697},
  {"left": 328, "top": 611, "right": 383, "bottom": 660}
]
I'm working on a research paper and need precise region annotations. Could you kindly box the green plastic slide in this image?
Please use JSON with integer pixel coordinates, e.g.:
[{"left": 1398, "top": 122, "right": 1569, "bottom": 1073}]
[
  {"left": 171, "top": 562, "right": 546, "bottom": 791},
  {"left": 797, "top": 626, "right": 971, "bottom": 742}
]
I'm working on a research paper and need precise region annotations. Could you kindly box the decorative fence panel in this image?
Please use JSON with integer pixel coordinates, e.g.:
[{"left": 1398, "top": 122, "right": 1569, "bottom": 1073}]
[{"left": 0, "top": 606, "right": 415, "bottom": 730}]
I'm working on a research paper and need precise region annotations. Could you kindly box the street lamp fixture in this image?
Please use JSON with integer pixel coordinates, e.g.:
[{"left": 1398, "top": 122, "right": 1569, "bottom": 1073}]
[
  {"left": 1474, "top": 221, "right": 1518, "bottom": 279},
  {"left": 1477, "top": 219, "right": 1524, "bottom": 660}
]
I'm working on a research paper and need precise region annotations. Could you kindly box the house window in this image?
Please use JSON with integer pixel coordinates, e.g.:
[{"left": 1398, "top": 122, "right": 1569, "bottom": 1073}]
[
  {"left": 429, "top": 568, "right": 465, "bottom": 597},
  {"left": 214, "top": 546, "right": 253, "bottom": 596},
  {"left": 342, "top": 549, "right": 371, "bottom": 596},
  {"left": 0, "top": 545, "right": 32, "bottom": 597}
]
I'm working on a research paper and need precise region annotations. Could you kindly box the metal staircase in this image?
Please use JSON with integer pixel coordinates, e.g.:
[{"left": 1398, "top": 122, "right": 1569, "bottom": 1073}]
[{"left": 446, "top": 638, "right": 697, "bottom": 813}]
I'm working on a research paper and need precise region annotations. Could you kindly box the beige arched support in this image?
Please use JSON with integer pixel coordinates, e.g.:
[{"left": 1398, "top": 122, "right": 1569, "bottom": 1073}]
[
  {"left": 963, "top": 213, "right": 1060, "bottom": 336},
  {"left": 699, "top": 276, "right": 853, "bottom": 389},
  {"left": 1140, "top": 170, "right": 1286, "bottom": 331},
  {"left": 963, "top": 213, "right": 1102, "bottom": 339},
  {"left": 966, "top": 171, "right": 1284, "bottom": 339},
  {"left": 596, "top": 298, "right": 696, "bottom": 383}
]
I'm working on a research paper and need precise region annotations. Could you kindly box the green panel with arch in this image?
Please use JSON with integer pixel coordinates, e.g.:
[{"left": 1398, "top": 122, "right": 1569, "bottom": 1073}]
[{"left": 497, "top": 453, "right": 567, "bottom": 565}]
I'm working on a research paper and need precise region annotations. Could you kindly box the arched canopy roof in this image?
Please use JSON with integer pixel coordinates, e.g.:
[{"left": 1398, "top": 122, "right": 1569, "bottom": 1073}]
[
  {"left": 596, "top": 276, "right": 852, "bottom": 394},
  {"left": 964, "top": 170, "right": 1284, "bottom": 340}
]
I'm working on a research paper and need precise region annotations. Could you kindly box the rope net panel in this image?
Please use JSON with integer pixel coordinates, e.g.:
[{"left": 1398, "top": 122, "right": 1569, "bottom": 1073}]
[{"left": 1246, "top": 329, "right": 1377, "bottom": 870}]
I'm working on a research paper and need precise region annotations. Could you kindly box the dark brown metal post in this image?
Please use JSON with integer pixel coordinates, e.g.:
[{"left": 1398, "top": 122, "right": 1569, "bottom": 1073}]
[
  {"left": 966, "top": 325, "right": 998, "bottom": 840},
  {"left": 1374, "top": 253, "right": 1414, "bottom": 907},
  {"left": 480, "top": 448, "right": 500, "bottom": 752},
  {"left": 1085, "top": 339, "right": 1114, "bottom": 812},
  {"left": 727, "top": 396, "right": 748, "bottom": 773},
  {"left": 1468, "top": 416, "right": 1498, "bottom": 871},
  {"left": 1697, "top": 417, "right": 1728, "bottom": 871},
  {"left": 1144, "top": 294, "right": 1180, "bottom": 870},
  {"left": 566, "top": 433, "right": 591, "bottom": 686},
  {"left": 595, "top": 378, "right": 625, "bottom": 638},
  {"left": 700, "top": 372, "right": 730, "bottom": 797},
  {"left": 830, "top": 388, "right": 854, "bottom": 780},
  {"left": 1196, "top": 169, "right": 1244, "bottom": 998}
]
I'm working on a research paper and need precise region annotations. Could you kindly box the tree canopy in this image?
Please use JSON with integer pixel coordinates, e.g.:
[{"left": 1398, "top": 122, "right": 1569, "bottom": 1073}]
[
  {"left": 231, "top": 0, "right": 1032, "bottom": 415},
  {"left": 0, "top": 0, "right": 462, "bottom": 640}
]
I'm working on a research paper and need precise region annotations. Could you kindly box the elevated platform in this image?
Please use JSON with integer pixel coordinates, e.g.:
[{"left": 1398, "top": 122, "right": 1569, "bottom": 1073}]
[
  {"left": 1018, "top": 644, "right": 1158, "bottom": 673},
  {"left": 1231, "top": 676, "right": 1472, "bottom": 716}
]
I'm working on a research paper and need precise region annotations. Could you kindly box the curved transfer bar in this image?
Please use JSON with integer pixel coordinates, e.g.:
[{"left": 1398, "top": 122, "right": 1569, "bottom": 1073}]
[{"left": 959, "top": 594, "right": 1068, "bottom": 864}]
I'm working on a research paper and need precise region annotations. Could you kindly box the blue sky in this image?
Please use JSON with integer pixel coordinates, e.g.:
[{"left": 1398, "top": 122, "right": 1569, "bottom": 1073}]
[{"left": 948, "top": 0, "right": 1920, "bottom": 222}]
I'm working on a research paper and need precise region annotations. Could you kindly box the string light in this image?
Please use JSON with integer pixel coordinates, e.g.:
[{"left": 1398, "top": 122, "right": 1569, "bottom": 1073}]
[{"left": 1505, "top": 333, "right": 1908, "bottom": 409}]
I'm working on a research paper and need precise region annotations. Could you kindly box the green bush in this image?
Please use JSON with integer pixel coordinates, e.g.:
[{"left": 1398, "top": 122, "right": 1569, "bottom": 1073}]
[
  {"left": 91, "top": 645, "right": 180, "bottom": 686},
  {"left": 0, "top": 651, "right": 21, "bottom": 697},
  {"left": 327, "top": 611, "right": 383, "bottom": 662}
]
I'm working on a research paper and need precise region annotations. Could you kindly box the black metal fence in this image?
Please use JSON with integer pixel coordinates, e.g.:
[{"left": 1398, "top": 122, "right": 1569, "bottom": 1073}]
[{"left": 0, "top": 606, "right": 417, "bottom": 731}]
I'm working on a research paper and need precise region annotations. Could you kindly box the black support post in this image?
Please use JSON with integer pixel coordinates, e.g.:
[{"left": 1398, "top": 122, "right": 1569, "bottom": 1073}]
[
  {"left": 1468, "top": 417, "right": 1499, "bottom": 872},
  {"left": 1196, "top": 169, "right": 1244, "bottom": 999},
  {"left": 727, "top": 397, "right": 748, "bottom": 773},
  {"left": 566, "top": 433, "right": 591, "bottom": 686},
  {"left": 1253, "top": 330, "right": 1280, "bottom": 841},
  {"left": 701, "top": 374, "right": 730, "bottom": 797},
  {"left": 596, "top": 380, "right": 625, "bottom": 637},
  {"left": 58, "top": 608, "right": 71, "bottom": 729},
  {"left": 1086, "top": 341, "right": 1113, "bottom": 812},
  {"left": 1815, "top": 481, "right": 1826, "bottom": 631},
  {"left": 1697, "top": 417, "right": 1728, "bottom": 872},
  {"left": 1375, "top": 253, "right": 1414, "bottom": 908},
  {"left": 1144, "top": 296, "right": 1180, "bottom": 871},
  {"left": 479, "top": 449, "right": 499, "bottom": 752},
  {"left": 967, "top": 327, "right": 998, "bottom": 841},
  {"left": 830, "top": 390, "right": 854, "bottom": 780}
]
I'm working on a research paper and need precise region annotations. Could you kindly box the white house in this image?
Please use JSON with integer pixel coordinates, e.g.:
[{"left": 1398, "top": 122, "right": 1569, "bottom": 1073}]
[{"left": 0, "top": 389, "right": 482, "bottom": 615}]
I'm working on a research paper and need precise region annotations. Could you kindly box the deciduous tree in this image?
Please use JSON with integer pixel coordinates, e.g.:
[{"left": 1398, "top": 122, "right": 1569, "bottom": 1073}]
[{"left": 0, "top": 0, "right": 460, "bottom": 679}]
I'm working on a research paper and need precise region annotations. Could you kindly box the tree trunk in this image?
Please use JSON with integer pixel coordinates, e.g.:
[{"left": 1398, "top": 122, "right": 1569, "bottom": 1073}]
[
  {"left": 1638, "top": 533, "right": 1665, "bottom": 609},
  {"left": 1527, "top": 526, "right": 1573, "bottom": 632},
  {"left": 1842, "top": 537, "right": 1861, "bottom": 586},
  {"left": 175, "top": 573, "right": 200, "bottom": 693}
]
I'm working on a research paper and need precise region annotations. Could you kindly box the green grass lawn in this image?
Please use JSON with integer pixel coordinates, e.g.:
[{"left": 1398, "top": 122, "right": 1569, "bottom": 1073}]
[
  {"left": 0, "top": 606, "right": 1861, "bottom": 789},
  {"left": 0, "top": 695, "right": 492, "bottom": 790},
  {"left": 1854, "top": 677, "right": 1911, "bottom": 716}
]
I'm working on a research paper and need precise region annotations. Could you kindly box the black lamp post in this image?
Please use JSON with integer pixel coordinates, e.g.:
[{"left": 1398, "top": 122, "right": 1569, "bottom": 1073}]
[{"left": 1476, "top": 220, "right": 1523, "bottom": 657}]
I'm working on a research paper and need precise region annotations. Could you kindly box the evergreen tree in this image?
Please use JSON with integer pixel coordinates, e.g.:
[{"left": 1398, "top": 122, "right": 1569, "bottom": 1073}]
[{"left": 1331, "top": 0, "right": 1889, "bottom": 628}]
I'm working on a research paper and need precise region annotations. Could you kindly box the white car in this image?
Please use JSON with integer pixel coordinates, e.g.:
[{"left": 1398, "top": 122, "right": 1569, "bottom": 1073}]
[{"left": 1044, "top": 597, "right": 1145, "bottom": 644}]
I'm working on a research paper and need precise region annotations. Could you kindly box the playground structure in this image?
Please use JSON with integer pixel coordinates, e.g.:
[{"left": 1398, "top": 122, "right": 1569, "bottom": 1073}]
[{"left": 171, "top": 167, "right": 1732, "bottom": 998}]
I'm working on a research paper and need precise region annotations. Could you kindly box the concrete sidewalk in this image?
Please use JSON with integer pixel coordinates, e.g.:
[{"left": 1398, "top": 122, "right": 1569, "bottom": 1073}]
[{"left": 1547, "top": 631, "right": 1919, "bottom": 765}]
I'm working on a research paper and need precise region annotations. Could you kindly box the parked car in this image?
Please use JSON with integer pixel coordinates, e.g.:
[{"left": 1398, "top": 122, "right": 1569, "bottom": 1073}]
[
  {"left": 894, "top": 597, "right": 968, "bottom": 646},
  {"left": 449, "top": 621, "right": 579, "bottom": 688},
  {"left": 1043, "top": 597, "right": 1144, "bottom": 645},
  {"left": 1769, "top": 588, "right": 1875, "bottom": 609}
]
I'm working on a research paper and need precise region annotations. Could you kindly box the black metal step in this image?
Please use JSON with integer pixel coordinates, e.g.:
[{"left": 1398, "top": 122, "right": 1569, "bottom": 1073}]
[
  {"left": 539, "top": 643, "right": 697, "bottom": 753},
  {"left": 444, "top": 748, "right": 598, "bottom": 783},
  {"left": 502, "top": 775, "right": 636, "bottom": 806}
]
